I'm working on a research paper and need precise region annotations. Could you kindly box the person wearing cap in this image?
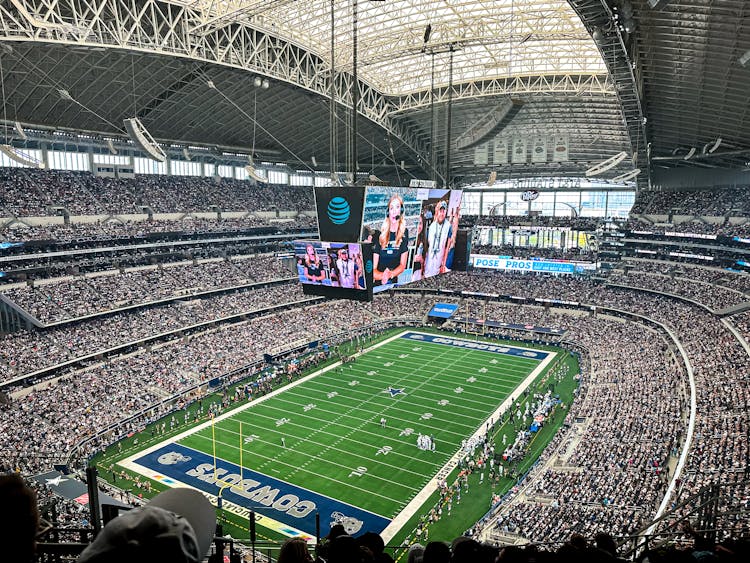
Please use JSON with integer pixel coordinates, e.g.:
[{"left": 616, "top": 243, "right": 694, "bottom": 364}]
[
  {"left": 76, "top": 488, "right": 216, "bottom": 563},
  {"left": 335, "top": 245, "right": 360, "bottom": 289},
  {"left": 424, "top": 200, "right": 452, "bottom": 278}
]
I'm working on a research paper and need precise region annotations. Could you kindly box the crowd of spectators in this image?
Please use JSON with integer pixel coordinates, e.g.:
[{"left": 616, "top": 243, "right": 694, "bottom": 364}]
[
  {"left": 629, "top": 186, "right": 750, "bottom": 217},
  {"left": 2, "top": 290, "right": 688, "bottom": 547},
  {"left": 729, "top": 310, "right": 750, "bottom": 343},
  {"left": 0, "top": 215, "right": 316, "bottom": 244},
  {"left": 0, "top": 282, "right": 307, "bottom": 382},
  {"left": 619, "top": 260, "right": 750, "bottom": 294},
  {"left": 1, "top": 238, "right": 749, "bottom": 549},
  {"left": 0, "top": 255, "right": 294, "bottom": 324},
  {"left": 471, "top": 245, "right": 596, "bottom": 261},
  {"left": 414, "top": 258, "right": 750, "bottom": 313},
  {"left": 605, "top": 270, "right": 747, "bottom": 311},
  {"left": 0, "top": 238, "right": 294, "bottom": 282},
  {"left": 0, "top": 299, "right": 376, "bottom": 475},
  {"left": 0, "top": 168, "right": 314, "bottom": 217},
  {"left": 417, "top": 271, "right": 749, "bottom": 540},
  {"left": 623, "top": 217, "right": 750, "bottom": 238},
  {"left": 461, "top": 215, "right": 600, "bottom": 232},
  {"left": 505, "top": 323, "right": 679, "bottom": 540},
  {"left": 442, "top": 299, "right": 682, "bottom": 543}
]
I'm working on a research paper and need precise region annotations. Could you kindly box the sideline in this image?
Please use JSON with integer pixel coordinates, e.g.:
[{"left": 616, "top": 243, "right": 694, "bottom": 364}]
[
  {"left": 380, "top": 333, "right": 557, "bottom": 543},
  {"left": 118, "top": 329, "right": 557, "bottom": 543}
]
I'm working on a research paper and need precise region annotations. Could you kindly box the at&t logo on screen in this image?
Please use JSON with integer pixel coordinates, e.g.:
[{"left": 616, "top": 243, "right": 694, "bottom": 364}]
[
  {"left": 327, "top": 197, "right": 351, "bottom": 225},
  {"left": 365, "top": 259, "right": 373, "bottom": 273}
]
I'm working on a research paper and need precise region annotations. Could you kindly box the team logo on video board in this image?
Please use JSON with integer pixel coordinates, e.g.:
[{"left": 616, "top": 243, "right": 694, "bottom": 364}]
[{"left": 327, "top": 197, "right": 351, "bottom": 225}]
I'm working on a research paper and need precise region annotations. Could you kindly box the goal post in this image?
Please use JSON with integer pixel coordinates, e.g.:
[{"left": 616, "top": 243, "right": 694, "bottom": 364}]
[{"left": 212, "top": 417, "right": 247, "bottom": 496}]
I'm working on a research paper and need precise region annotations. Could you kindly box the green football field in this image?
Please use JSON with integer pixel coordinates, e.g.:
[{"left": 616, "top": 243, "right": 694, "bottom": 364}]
[{"left": 121, "top": 330, "right": 556, "bottom": 541}]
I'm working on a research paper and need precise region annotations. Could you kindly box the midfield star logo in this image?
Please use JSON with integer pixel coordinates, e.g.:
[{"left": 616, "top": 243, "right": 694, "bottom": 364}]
[{"left": 383, "top": 386, "right": 406, "bottom": 398}]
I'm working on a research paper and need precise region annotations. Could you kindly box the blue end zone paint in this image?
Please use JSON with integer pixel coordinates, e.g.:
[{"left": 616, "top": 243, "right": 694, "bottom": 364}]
[
  {"left": 400, "top": 332, "right": 550, "bottom": 361},
  {"left": 134, "top": 444, "right": 391, "bottom": 537}
]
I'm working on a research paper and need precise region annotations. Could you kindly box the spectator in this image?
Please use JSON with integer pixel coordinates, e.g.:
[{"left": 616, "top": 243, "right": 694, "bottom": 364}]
[
  {"left": 0, "top": 473, "right": 39, "bottom": 563},
  {"left": 75, "top": 488, "right": 216, "bottom": 563}
]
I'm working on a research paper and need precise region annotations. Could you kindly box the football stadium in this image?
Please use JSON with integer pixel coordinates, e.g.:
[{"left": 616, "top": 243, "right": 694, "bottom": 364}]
[{"left": 0, "top": 1, "right": 749, "bottom": 562}]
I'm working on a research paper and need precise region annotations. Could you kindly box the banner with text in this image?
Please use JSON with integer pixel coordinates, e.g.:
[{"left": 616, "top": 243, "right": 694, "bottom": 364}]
[
  {"left": 470, "top": 254, "right": 597, "bottom": 274},
  {"left": 427, "top": 302, "right": 460, "bottom": 318}
]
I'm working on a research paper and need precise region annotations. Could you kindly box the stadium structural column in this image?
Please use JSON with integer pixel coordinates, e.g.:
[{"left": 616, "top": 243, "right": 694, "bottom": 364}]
[
  {"left": 85, "top": 466, "right": 102, "bottom": 536},
  {"left": 315, "top": 512, "right": 320, "bottom": 548},
  {"left": 329, "top": 0, "right": 336, "bottom": 176},
  {"left": 430, "top": 50, "right": 436, "bottom": 183},
  {"left": 351, "top": 0, "right": 359, "bottom": 180},
  {"left": 444, "top": 44, "right": 455, "bottom": 189},
  {"left": 249, "top": 510, "right": 256, "bottom": 561}
]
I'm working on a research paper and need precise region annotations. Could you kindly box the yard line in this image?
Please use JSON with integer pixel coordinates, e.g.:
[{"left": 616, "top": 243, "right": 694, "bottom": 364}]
[
  {"left": 204, "top": 417, "right": 440, "bottom": 476},
  {"left": 186, "top": 432, "right": 419, "bottom": 505}
]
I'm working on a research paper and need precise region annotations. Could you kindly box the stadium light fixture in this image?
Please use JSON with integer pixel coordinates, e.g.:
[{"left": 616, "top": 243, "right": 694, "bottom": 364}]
[
  {"left": 14, "top": 121, "right": 27, "bottom": 140},
  {"left": 0, "top": 144, "right": 44, "bottom": 168},
  {"left": 454, "top": 99, "right": 523, "bottom": 151},
  {"left": 647, "top": 0, "right": 672, "bottom": 9},
  {"left": 123, "top": 117, "right": 166, "bottom": 162},
  {"left": 245, "top": 164, "right": 267, "bottom": 183},
  {"left": 612, "top": 169, "right": 641, "bottom": 182},
  {"left": 585, "top": 151, "right": 628, "bottom": 176}
]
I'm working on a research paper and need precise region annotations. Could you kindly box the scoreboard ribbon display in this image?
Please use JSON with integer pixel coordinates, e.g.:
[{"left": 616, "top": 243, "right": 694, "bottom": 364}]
[{"left": 470, "top": 255, "right": 597, "bottom": 274}]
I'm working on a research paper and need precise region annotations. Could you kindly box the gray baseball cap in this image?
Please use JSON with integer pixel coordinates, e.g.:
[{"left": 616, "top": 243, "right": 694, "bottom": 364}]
[{"left": 77, "top": 488, "right": 216, "bottom": 563}]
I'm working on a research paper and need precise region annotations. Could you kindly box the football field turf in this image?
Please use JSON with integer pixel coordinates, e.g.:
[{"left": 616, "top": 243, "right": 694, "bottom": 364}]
[{"left": 120, "top": 330, "right": 556, "bottom": 541}]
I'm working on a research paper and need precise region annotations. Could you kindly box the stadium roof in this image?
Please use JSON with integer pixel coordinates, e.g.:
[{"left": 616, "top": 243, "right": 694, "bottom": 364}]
[
  {"left": 159, "top": 0, "right": 607, "bottom": 95},
  {"left": 0, "top": 1, "right": 748, "bottom": 187}
]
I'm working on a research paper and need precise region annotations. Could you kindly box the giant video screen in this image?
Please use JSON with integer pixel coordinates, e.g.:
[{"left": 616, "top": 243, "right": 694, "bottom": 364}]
[
  {"left": 294, "top": 240, "right": 369, "bottom": 290},
  {"left": 360, "top": 186, "right": 463, "bottom": 293}
]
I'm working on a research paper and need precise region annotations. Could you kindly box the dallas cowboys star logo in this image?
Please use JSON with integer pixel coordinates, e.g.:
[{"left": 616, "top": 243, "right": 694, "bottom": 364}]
[
  {"left": 46, "top": 475, "right": 68, "bottom": 486},
  {"left": 383, "top": 386, "right": 406, "bottom": 398}
]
